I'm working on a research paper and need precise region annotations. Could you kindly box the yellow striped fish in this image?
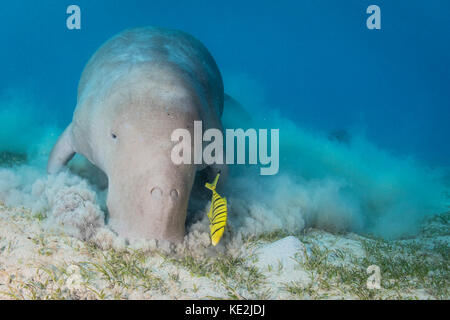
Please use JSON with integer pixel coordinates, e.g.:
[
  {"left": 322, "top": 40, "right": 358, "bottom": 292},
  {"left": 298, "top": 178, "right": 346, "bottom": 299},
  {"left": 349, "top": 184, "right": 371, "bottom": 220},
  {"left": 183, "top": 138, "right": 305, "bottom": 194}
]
[{"left": 205, "top": 173, "right": 228, "bottom": 246}]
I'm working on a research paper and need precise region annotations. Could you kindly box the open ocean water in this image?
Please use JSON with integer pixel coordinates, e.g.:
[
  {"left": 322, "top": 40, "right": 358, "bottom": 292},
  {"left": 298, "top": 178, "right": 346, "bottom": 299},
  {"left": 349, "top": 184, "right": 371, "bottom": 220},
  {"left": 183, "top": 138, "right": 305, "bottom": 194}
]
[{"left": 0, "top": 0, "right": 448, "bottom": 301}]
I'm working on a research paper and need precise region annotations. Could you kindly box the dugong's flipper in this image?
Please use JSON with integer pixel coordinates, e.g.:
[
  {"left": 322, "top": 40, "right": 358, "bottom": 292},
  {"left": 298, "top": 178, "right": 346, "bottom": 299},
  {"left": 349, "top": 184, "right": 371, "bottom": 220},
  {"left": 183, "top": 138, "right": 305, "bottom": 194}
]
[{"left": 47, "top": 124, "right": 76, "bottom": 174}]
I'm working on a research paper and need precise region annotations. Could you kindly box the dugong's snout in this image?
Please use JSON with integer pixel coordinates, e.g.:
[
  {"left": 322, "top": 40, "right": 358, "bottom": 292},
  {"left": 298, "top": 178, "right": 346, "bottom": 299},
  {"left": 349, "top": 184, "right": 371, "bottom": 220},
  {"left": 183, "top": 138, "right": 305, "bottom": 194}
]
[
  {"left": 143, "top": 182, "right": 190, "bottom": 242},
  {"left": 107, "top": 164, "right": 195, "bottom": 243}
]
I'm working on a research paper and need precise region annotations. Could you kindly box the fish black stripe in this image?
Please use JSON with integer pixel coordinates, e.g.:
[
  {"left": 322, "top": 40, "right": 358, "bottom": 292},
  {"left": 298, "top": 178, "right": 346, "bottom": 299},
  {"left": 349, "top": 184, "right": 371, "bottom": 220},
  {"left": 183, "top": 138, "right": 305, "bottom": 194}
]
[
  {"left": 213, "top": 207, "right": 227, "bottom": 215},
  {"left": 213, "top": 207, "right": 226, "bottom": 215},
  {"left": 212, "top": 209, "right": 226, "bottom": 220},
  {"left": 213, "top": 202, "right": 223, "bottom": 209},
  {"left": 212, "top": 219, "right": 226, "bottom": 226},
  {"left": 211, "top": 226, "right": 225, "bottom": 237},
  {"left": 215, "top": 200, "right": 226, "bottom": 206},
  {"left": 213, "top": 210, "right": 227, "bottom": 221},
  {"left": 212, "top": 212, "right": 226, "bottom": 222},
  {"left": 212, "top": 208, "right": 227, "bottom": 221},
  {"left": 213, "top": 203, "right": 226, "bottom": 211},
  {"left": 214, "top": 200, "right": 226, "bottom": 208}
]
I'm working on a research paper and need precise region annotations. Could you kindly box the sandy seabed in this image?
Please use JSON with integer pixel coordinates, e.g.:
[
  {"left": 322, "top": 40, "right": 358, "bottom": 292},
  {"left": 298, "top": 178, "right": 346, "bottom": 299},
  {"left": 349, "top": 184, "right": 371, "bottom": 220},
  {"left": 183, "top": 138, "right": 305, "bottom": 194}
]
[{"left": 0, "top": 196, "right": 448, "bottom": 300}]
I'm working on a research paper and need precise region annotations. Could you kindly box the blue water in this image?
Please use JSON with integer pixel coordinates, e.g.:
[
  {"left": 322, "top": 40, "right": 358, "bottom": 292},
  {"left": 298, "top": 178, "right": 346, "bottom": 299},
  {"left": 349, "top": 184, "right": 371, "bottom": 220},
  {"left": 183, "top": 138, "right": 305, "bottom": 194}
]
[
  {"left": 1, "top": 0, "right": 449, "bottom": 166},
  {"left": 0, "top": 1, "right": 448, "bottom": 239}
]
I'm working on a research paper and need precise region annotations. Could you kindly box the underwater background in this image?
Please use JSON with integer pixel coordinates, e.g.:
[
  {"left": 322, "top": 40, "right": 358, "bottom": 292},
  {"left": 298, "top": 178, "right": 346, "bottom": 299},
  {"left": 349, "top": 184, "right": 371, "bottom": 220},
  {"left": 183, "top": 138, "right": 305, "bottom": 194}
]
[{"left": 0, "top": 0, "right": 449, "bottom": 241}]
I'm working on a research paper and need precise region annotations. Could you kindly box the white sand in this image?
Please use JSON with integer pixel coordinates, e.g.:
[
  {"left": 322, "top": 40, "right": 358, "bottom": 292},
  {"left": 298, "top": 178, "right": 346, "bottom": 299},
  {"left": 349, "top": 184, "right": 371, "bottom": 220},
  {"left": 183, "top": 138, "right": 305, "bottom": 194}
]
[{"left": 0, "top": 197, "right": 447, "bottom": 300}]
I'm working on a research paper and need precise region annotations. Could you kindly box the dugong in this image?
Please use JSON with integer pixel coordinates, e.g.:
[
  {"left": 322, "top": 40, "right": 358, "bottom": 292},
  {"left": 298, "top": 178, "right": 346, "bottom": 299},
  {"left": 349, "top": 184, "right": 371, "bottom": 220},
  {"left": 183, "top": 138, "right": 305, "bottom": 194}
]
[{"left": 48, "top": 27, "right": 227, "bottom": 242}]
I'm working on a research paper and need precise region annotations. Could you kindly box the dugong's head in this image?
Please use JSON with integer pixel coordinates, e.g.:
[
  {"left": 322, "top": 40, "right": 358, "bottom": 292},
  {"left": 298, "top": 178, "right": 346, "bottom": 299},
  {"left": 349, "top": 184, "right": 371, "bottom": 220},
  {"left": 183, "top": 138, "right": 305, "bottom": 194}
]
[{"left": 92, "top": 77, "right": 201, "bottom": 243}]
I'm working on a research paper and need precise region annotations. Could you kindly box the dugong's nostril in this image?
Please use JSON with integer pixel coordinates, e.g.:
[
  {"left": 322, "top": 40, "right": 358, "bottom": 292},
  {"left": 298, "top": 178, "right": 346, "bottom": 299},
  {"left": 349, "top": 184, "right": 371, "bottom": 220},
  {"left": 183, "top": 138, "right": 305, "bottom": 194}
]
[
  {"left": 151, "top": 187, "right": 163, "bottom": 198},
  {"left": 170, "top": 189, "right": 179, "bottom": 199}
]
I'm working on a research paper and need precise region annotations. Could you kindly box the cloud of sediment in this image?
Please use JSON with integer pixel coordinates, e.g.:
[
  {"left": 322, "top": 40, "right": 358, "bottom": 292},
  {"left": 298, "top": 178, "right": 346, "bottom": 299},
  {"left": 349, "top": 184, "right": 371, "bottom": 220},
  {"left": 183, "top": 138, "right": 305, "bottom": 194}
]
[
  {"left": 0, "top": 76, "right": 448, "bottom": 248},
  {"left": 221, "top": 73, "right": 448, "bottom": 239}
]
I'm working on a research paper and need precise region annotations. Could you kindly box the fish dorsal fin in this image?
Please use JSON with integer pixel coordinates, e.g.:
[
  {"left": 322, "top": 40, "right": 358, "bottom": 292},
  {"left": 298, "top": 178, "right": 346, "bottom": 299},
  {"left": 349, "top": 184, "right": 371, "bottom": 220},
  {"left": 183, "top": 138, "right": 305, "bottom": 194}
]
[{"left": 205, "top": 173, "right": 220, "bottom": 191}]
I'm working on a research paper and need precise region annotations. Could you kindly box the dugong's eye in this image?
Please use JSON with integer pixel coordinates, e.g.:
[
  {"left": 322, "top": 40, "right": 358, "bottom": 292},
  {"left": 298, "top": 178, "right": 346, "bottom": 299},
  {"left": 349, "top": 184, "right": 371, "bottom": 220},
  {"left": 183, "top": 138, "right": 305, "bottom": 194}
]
[
  {"left": 111, "top": 133, "right": 117, "bottom": 139},
  {"left": 170, "top": 189, "right": 179, "bottom": 199}
]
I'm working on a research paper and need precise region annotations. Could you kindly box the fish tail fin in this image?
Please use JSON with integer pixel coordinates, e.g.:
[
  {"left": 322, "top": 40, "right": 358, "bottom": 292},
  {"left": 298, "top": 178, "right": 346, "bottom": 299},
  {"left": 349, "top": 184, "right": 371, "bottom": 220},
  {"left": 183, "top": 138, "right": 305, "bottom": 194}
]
[{"left": 205, "top": 173, "right": 220, "bottom": 191}]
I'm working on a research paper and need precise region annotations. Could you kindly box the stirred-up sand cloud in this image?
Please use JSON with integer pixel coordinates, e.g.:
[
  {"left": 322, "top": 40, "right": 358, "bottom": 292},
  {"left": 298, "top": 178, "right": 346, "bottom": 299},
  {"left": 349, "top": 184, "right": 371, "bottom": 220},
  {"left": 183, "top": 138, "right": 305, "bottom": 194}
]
[
  {"left": 0, "top": 76, "right": 448, "bottom": 251},
  {"left": 221, "top": 73, "right": 448, "bottom": 240}
]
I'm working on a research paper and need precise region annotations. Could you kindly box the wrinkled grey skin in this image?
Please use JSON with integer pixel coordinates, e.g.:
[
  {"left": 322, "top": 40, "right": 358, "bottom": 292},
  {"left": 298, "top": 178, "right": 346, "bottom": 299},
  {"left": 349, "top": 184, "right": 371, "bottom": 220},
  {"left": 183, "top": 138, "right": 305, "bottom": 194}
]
[{"left": 47, "top": 27, "right": 227, "bottom": 242}]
